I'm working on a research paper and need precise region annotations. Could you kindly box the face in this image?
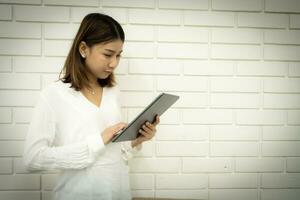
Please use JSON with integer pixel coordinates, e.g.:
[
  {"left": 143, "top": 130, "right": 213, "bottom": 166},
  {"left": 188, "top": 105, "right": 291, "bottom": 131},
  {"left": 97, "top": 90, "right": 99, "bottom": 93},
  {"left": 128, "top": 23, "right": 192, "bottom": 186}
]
[{"left": 79, "top": 39, "right": 123, "bottom": 80}]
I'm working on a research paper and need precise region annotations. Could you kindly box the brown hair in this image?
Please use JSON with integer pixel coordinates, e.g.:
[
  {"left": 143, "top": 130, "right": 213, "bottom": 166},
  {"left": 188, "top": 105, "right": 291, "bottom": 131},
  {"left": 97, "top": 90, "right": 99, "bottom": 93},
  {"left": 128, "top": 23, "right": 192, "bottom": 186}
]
[{"left": 57, "top": 13, "right": 125, "bottom": 91}]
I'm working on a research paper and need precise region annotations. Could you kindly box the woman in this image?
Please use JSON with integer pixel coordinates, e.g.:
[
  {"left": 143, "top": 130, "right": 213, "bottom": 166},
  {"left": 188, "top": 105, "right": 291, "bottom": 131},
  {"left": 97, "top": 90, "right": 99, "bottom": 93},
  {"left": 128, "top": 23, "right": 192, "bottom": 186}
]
[{"left": 23, "top": 13, "right": 160, "bottom": 200}]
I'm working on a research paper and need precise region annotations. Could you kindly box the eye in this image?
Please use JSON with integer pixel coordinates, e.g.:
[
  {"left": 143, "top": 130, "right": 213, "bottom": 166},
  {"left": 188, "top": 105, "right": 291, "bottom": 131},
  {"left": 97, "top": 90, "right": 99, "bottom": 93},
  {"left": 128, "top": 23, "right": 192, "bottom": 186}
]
[
  {"left": 103, "top": 54, "right": 112, "bottom": 57},
  {"left": 117, "top": 54, "right": 122, "bottom": 58}
]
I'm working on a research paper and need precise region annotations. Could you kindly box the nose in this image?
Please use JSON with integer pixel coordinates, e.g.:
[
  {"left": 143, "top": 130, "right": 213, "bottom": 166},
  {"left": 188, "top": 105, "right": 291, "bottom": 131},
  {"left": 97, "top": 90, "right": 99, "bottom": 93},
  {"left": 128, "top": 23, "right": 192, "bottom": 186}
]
[{"left": 108, "top": 56, "right": 119, "bottom": 69}]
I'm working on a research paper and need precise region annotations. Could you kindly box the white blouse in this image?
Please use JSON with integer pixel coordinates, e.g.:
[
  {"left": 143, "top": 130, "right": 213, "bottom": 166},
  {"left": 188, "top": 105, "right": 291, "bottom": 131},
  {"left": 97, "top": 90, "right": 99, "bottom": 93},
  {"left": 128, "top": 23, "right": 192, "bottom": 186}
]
[{"left": 23, "top": 80, "right": 142, "bottom": 200}]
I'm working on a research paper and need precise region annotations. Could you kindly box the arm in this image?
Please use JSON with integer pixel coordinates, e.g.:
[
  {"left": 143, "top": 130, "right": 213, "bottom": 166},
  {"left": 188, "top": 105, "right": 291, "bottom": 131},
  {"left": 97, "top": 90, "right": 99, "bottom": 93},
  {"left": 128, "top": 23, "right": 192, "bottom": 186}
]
[
  {"left": 121, "top": 140, "right": 142, "bottom": 162},
  {"left": 23, "top": 93, "right": 105, "bottom": 171}
]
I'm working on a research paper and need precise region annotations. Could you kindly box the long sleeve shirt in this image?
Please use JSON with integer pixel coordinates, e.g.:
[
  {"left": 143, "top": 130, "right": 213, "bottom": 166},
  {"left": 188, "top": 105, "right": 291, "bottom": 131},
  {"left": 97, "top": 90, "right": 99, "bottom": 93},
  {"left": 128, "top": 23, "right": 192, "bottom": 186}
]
[{"left": 23, "top": 80, "right": 142, "bottom": 171}]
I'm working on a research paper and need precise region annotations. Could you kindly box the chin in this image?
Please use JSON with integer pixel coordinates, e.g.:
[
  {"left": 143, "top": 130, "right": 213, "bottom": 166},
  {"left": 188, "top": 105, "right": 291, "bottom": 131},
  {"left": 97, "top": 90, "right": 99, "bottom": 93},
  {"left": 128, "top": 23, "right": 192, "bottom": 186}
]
[{"left": 98, "top": 73, "right": 110, "bottom": 79}]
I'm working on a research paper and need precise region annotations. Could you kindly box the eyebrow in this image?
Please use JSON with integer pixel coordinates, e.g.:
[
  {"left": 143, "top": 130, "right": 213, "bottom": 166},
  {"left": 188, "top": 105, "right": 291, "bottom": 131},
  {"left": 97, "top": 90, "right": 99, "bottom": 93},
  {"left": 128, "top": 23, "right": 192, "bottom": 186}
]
[{"left": 104, "top": 49, "right": 123, "bottom": 53}]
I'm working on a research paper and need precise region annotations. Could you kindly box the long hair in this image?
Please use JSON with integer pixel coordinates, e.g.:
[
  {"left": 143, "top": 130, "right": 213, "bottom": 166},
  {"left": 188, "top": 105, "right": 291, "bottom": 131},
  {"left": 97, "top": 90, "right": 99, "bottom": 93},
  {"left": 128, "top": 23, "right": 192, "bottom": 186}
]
[{"left": 57, "top": 13, "right": 125, "bottom": 91}]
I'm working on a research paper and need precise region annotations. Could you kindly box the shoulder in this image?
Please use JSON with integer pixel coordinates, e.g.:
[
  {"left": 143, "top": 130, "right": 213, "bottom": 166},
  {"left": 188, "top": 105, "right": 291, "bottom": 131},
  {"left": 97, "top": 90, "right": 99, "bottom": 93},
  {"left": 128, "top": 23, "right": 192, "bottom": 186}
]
[
  {"left": 105, "top": 84, "right": 120, "bottom": 96},
  {"left": 40, "top": 80, "right": 74, "bottom": 100}
]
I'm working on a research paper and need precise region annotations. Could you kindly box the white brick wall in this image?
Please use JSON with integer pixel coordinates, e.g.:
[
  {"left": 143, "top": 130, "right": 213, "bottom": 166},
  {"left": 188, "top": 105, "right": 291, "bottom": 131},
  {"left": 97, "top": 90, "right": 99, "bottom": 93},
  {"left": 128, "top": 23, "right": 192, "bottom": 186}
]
[{"left": 0, "top": 0, "right": 299, "bottom": 200}]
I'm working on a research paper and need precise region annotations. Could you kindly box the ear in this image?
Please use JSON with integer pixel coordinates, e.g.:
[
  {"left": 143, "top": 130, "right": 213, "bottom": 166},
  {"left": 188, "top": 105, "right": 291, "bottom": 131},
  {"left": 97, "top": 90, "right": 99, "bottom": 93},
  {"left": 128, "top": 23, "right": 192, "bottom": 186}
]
[{"left": 78, "top": 41, "right": 88, "bottom": 58}]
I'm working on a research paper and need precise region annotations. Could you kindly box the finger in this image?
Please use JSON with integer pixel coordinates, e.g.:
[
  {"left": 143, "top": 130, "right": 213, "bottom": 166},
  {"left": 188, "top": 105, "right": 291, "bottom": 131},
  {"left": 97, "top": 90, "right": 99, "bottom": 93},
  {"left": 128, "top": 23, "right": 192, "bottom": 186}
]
[
  {"left": 139, "top": 129, "right": 152, "bottom": 139},
  {"left": 145, "top": 121, "right": 155, "bottom": 130},
  {"left": 142, "top": 124, "right": 153, "bottom": 133},
  {"left": 153, "top": 115, "right": 160, "bottom": 126}
]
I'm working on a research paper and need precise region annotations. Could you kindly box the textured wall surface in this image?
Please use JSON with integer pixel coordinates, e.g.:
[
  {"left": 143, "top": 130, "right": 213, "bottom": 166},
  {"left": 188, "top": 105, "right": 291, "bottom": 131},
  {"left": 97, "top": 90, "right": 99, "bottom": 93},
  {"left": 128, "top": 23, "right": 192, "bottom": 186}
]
[{"left": 0, "top": 0, "right": 300, "bottom": 200}]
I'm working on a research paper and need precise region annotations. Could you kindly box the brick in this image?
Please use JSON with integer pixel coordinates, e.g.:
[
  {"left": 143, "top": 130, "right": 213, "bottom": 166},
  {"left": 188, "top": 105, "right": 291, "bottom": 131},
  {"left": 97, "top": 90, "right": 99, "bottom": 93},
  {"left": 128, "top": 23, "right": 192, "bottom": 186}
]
[
  {"left": 210, "top": 189, "right": 258, "bottom": 200},
  {"left": 210, "top": 142, "right": 259, "bottom": 156},
  {"left": 0, "top": 73, "right": 40, "bottom": 89},
  {"left": 156, "top": 141, "right": 209, "bottom": 156},
  {"left": 0, "top": 191, "right": 40, "bottom": 200},
  {"left": 71, "top": 7, "right": 127, "bottom": 23},
  {"left": 44, "top": 0, "right": 98, "bottom": 6},
  {"left": 184, "top": 60, "right": 234, "bottom": 76},
  {"left": 236, "top": 110, "right": 286, "bottom": 125},
  {"left": 0, "top": 22, "right": 41, "bottom": 38},
  {"left": 264, "top": 78, "right": 300, "bottom": 93},
  {"left": 13, "top": 107, "right": 33, "bottom": 123},
  {"left": 184, "top": 11, "right": 235, "bottom": 27},
  {"left": 129, "top": 59, "right": 181, "bottom": 75},
  {"left": 117, "top": 75, "right": 154, "bottom": 91},
  {"left": 0, "top": 158, "right": 12, "bottom": 174},
  {"left": 0, "top": 90, "right": 39, "bottom": 106},
  {"left": 102, "top": 0, "right": 155, "bottom": 8},
  {"left": 158, "top": 43, "right": 209, "bottom": 59},
  {"left": 119, "top": 92, "right": 154, "bottom": 107},
  {"left": 159, "top": 0, "right": 208, "bottom": 10},
  {"left": 289, "top": 62, "right": 300, "bottom": 77},
  {"left": 123, "top": 25, "right": 154, "bottom": 41},
  {"left": 0, "top": 5, "right": 11, "bottom": 20},
  {"left": 123, "top": 42, "right": 154, "bottom": 58},
  {"left": 44, "top": 40, "right": 72, "bottom": 56},
  {"left": 156, "top": 190, "right": 208, "bottom": 200},
  {"left": 13, "top": 56, "right": 64, "bottom": 73},
  {"left": 237, "top": 61, "right": 287, "bottom": 77},
  {"left": 290, "top": 14, "right": 300, "bottom": 28},
  {"left": 212, "top": 0, "right": 262, "bottom": 11},
  {"left": 131, "top": 141, "right": 154, "bottom": 158},
  {"left": 212, "top": 28, "right": 262, "bottom": 44},
  {"left": 182, "top": 158, "right": 233, "bottom": 173},
  {"left": 0, "top": 141, "right": 24, "bottom": 156},
  {"left": 183, "top": 109, "right": 233, "bottom": 124},
  {"left": 0, "top": 39, "right": 41, "bottom": 56},
  {"left": 132, "top": 190, "right": 154, "bottom": 198},
  {"left": 115, "top": 58, "right": 128, "bottom": 75},
  {"left": 264, "top": 94, "right": 300, "bottom": 109},
  {"left": 157, "top": 76, "right": 208, "bottom": 92},
  {"left": 130, "top": 174, "right": 154, "bottom": 190},
  {"left": 262, "top": 142, "right": 300, "bottom": 156},
  {"left": 0, "top": 174, "right": 40, "bottom": 190},
  {"left": 15, "top": 5, "right": 69, "bottom": 22},
  {"left": 129, "top": 9, "right": 181, "bottom": 25},
  {"left": 287, "top": 158, "right": 300, "bottom": 172},
  {"left": 235, "top": 158, "right": 284, "bottom": 172},
  {"left": 156, "top": 124, "right": 209, "bottom": 141},
  {"left": 211, "top": 44, "right": 261, "bottom": 60},
  {"left": 209, "top": 174, "right": 258, "bottom": 188},
  {"left": 128, "top": 158, "right": 180, "bottom": 173},
  {"left": 156, "top": 174, "right": 208, "bottom": 189},
  {"left": 265, "top": 0, "right": 300, "bottom": 13},
  {"left": 0, "top": 124, "right": 27, "bottom": 140},
  {"left": 238, "top": 13, "right": 288, "bottom": 28},
  {"left": 0, "top": 56, "right": 11, "bottom": 72},
  {"left": 288, "top": 110, "right": 300, "bottom": 125},
  {"left": 0, "top": 108, "right": 11, "bottom": 123},
  {"left": 210, "top": 77, "right": 261, "bottom": 92},
  {"left": 44, "top": 23, "right": 78, "bottom": 39},
  {"left": 173, "top": 92, "right": 208, "bottom": 108},
  {"left": 211, "top": 93, "right": 260, "bottom": 108},
  {"left": 210, "top": 125, "right": 260, "bottom": 141},
  {"left": 263, "top": 126, "right": 300, "bottom": 140},
  {"left": 264, "top": 45, "right": 300, "bottom": 61},
  {"left": 158, "top": 26, "right": 209, "bottom": 43},
  {"left": 0, "top": 0, "right": 41, "bottom": 3},
  {"left": 265, "top": 30, "right": 300, "bottom": 45},
  {"left": 262, "top": 173, "right": 300, "bottom": 188},
  {"left": 261, "top": 189, "right": 300, "bottom": 200},
  {"left": 42, "top": 174, "right": 58, "bottom": 190}
]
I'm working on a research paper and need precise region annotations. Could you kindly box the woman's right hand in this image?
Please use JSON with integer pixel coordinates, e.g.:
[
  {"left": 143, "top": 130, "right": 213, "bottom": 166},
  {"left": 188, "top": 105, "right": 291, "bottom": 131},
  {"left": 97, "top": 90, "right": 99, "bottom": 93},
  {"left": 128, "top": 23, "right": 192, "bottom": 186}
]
[{"left": 101, "top": 122, "right": 127, "bottom": 145}]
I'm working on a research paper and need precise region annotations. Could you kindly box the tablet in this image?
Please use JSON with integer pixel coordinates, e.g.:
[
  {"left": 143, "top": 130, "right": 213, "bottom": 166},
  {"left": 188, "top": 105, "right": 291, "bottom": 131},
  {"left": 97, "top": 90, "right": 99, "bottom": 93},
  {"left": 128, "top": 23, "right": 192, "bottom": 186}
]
[{"left": 112, "top": 93, "right": 179, "bottom": 143}]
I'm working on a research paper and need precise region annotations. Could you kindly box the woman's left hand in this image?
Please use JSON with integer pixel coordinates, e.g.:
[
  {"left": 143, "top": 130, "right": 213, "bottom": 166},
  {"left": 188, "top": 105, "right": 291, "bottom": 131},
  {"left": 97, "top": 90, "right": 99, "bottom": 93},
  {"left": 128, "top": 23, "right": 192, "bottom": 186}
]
[{"left": 132, "top": 115, "right": 160, "bottom": 147}]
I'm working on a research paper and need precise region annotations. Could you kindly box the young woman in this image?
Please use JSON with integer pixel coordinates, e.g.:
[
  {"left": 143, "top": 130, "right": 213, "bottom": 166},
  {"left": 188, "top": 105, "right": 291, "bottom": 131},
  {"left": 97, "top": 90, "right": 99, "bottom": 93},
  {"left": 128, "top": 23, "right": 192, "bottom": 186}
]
[{"left": 23, "top": 13, "right": 160, "bottom": 200}]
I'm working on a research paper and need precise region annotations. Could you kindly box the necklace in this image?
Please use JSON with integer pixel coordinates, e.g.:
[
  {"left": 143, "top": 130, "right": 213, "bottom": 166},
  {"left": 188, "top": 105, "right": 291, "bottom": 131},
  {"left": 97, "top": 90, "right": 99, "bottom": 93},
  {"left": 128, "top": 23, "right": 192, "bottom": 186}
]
[{"left": 87, "top": 88, "right": 96, "bottom": 95}]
